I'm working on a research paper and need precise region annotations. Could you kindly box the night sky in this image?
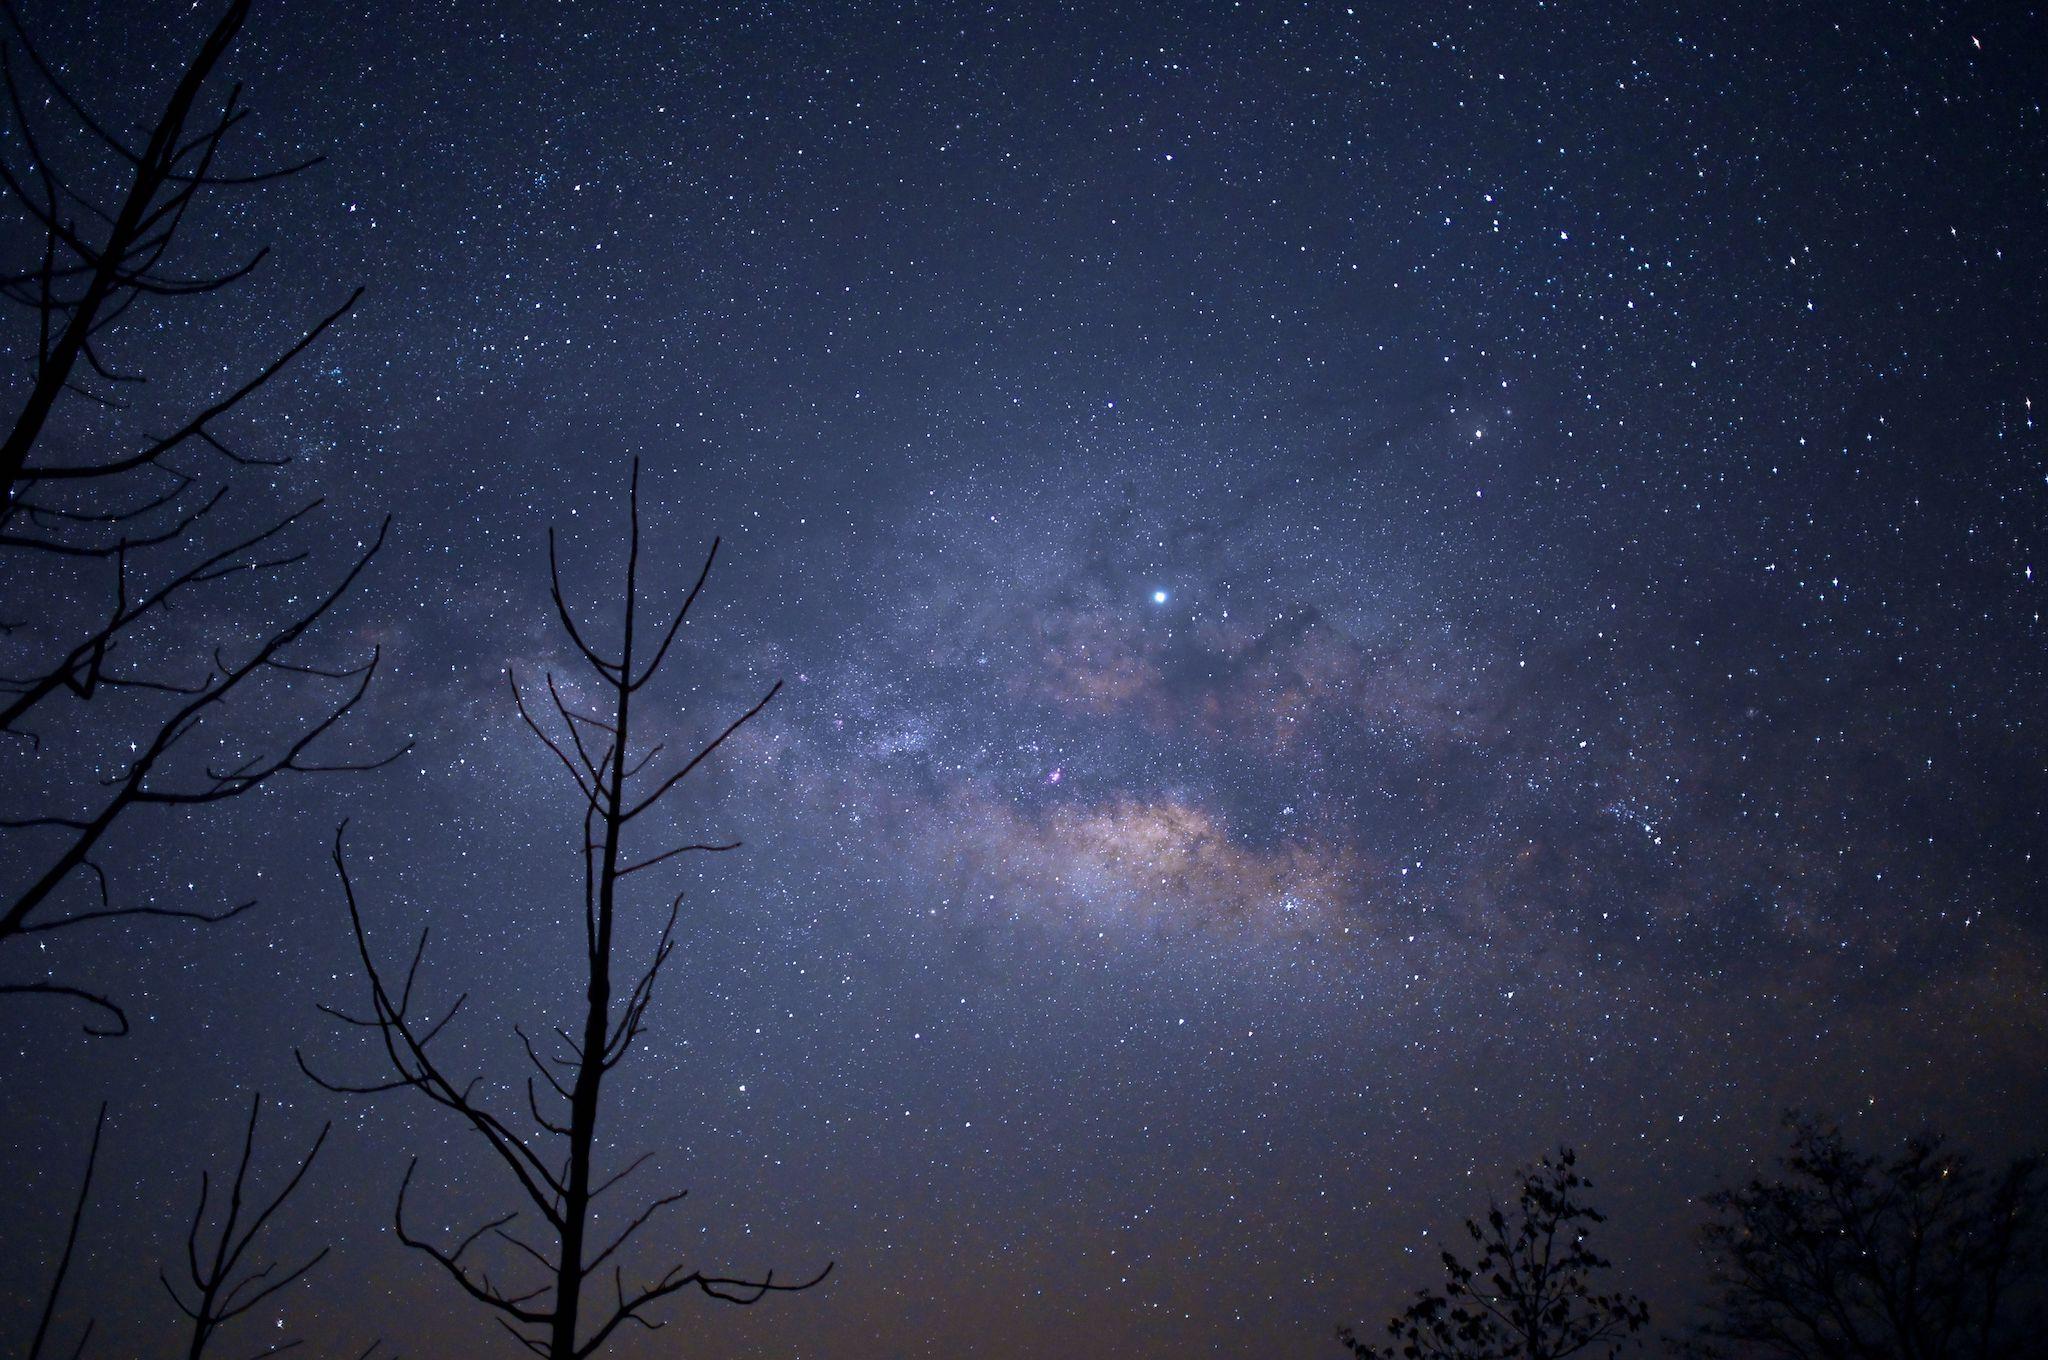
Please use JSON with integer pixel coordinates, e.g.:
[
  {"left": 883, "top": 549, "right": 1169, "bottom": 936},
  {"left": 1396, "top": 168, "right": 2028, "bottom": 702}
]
[{"left": 4, "top": 1, "right": 2046, "bottom": 1356}]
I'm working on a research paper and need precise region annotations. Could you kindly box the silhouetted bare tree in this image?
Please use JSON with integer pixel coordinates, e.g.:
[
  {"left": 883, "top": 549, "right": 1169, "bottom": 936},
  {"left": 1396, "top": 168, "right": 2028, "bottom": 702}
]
[
  {"left": 0, "top": 0, "right": 400, "bottom": 1034},
  {"left": 1340, "top": 1147, "right": 1649, "bottom": 1360},
  {"left": 1688, "top": 1115, "right": 2045, "bottom": 1360},
  {"left": 24, "top": 1096, "right": 343, "bottom": 1360},
  {"left": 165, "top": 1092, "right": 332, "bottom": 1360},
  {"left": 301, "top": 461, "right": 828, "bottom": 1359}
]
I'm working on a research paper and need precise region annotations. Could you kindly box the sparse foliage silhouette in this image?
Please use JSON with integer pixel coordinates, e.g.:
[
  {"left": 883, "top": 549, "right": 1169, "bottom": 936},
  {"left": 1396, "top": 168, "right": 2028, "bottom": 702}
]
[
  {"left": 300, "top": 461, "right": 828, "bottom": 1358},
  {"left": 1687, "top": 1114, "right": 2045, "bottom": 1360},
  {"left": 0, "top": 0, "right": 401, "bottom": 1035},
  {"left": 1339, "top": 1147, "right": 1649, "bottom": 1360}
]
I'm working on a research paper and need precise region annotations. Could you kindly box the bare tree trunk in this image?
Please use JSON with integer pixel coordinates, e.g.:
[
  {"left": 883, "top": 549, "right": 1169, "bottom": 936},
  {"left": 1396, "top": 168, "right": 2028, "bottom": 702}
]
[
  {"left": 546, "top": 478, "right": 643, "bottom": 1357},
  {"left": 305, "top": 460, "right": 828, "bottom": 1358}
]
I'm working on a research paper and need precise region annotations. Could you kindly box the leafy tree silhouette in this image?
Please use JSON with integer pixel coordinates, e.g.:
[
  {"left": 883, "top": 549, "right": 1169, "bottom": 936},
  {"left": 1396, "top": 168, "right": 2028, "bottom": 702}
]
[
  {"left": 1340, "top": 1147, "right": 1649, "bottom": 1360},
  {"left": 1687, "top": 1114, "right": 2044, "bottom": 1360}
]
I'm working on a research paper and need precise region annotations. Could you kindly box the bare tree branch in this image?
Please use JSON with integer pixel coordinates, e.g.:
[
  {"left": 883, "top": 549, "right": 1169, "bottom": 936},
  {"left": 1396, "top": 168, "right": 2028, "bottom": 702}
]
[
  {"left": 306, "top": 462, "right": 825, "bottom": 1357},
  {"left": 161, "top": 1092, "right": 330, "bottom": 1360},
  {"left": 27, "top": 1103, "right": 105, "bottom": 1360},
  {"left": 0, "top": 980, "right": 128, "bottom": 1035},
  {"left": 0, "top": 0, "right": 395, "bottom": 1038},
  {"left": 3, "top": 520, "right": 403, "bottom": 952}
]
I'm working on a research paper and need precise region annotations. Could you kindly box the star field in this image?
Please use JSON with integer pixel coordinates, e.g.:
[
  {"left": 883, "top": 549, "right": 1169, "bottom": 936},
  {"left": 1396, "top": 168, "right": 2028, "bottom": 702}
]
[{"left": 3, "top": 2, "right": 2045, "bottom": 1357}]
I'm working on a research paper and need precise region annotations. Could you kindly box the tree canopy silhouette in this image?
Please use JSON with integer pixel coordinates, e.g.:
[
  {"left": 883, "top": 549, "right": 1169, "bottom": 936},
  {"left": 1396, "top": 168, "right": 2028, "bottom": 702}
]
[
  {"left": 1688, "top": 1114, "right": 2044, "bottom": 1360},
  {"left": 1340, "top": 1147, "right": 1649, "bottom": 1360}
]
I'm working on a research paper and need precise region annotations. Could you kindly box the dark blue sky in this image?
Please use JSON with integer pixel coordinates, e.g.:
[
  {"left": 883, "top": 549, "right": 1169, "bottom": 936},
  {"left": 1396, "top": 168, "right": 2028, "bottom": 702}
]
[{"left": 4, "top": 2, "right": 2044, "bottom": 1356}]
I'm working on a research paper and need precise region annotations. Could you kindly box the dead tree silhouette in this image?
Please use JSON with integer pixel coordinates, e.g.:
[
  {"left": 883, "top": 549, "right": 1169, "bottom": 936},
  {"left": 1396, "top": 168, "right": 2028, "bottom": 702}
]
[
  {"left": 0, "top": 0, "right": 401, "bottom": 1034},
  {"left": 301, "top": 461, "right": 829, "bottom": 1358},
  {"left": 164, "top": 1092, "right": 332, "bottom": 1360},
  {"left": 25, "top": 1097, "right": 356, "bottom": 1360}
]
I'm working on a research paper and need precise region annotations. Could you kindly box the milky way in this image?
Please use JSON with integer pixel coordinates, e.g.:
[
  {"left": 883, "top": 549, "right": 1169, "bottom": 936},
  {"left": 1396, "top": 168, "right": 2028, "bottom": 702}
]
[{"left": 4, "top": 2, "right": 2044, "bottom": 1357}]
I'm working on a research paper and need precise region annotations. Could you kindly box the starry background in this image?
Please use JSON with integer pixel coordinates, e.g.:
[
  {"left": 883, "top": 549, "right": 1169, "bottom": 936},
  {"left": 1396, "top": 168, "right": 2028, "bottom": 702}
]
[{"left": 3, "top": 1, "right": 2046, "bottom": 1356}]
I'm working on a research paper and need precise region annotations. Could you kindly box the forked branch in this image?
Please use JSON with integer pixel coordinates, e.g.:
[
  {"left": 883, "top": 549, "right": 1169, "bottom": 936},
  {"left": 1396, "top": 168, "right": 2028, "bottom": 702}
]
[
  {"left": 162, "top": 1092, "right": 331, "bottom": 1360},
  {"left": 304, "top": 463, "right": 825, "bottom": 1358}
]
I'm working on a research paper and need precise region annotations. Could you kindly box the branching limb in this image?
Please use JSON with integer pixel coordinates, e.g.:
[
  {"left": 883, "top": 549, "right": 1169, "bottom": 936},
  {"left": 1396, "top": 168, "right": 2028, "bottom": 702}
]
[
  {"left": 162, "top": 1092, "right": 330, "bottom": 1360},
  {"left": 0, "top": 980, "right": 128, "bottom": 1035},
  {"left": 0, "top": 496, "right": 322, "bottom": 734},
  {"left": 2, "top": 520, "right": 399, "bottom": 951},
  {"left": 298, "top": 825, "right": 569, "bottom": 1226},
  {"left": 575, "top": 1259, "right": 833, "bottom": 1359},
  {"left": 620, "top": 681, "right": 781, "bottom": 823},
  {"left": 392, "top": 1160, "right": 555, "bottom": 1327}
]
